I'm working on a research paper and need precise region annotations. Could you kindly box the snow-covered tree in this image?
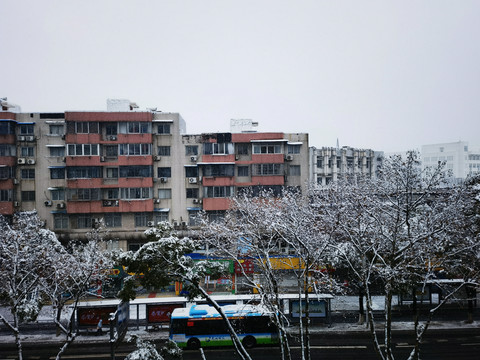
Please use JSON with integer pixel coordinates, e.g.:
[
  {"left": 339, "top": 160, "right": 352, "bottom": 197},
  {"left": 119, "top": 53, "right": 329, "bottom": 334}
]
[
  {"left": 316, "top": 151, "right": 480, "bottom": 360},
  {"left": 117, "top": 222, "right": 254, "bottom": 360},
  {"left": 0, "top": 212, "right": 70, "bottom": 360},
  {"left": 198, "top": 189, "right": 338, "bottom": 360}
]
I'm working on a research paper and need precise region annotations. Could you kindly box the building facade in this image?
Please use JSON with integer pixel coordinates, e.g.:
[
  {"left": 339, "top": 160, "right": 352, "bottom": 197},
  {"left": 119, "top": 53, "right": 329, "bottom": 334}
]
[
  {"left": 1, "top": 100, "right": 309, "bottom": 251},
  {"left": 421, "top": 141, "right": 480, "bottom": 183},
  {"left": 309, "top": 146, "right": 383, "bottom": 186}
]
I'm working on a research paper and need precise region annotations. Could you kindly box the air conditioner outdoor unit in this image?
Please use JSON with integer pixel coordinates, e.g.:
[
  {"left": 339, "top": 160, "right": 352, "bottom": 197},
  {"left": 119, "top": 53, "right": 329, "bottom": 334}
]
[
  {"left": 62, "top": 157, "right": 66, "bottom": 162},
  {"left": 190, "top": 156, "right": 197, "bottom": 162},
  {"left": 27, "top": 159, "right": 35, "bottom": 165},
  {"left": 25, "top": 136, "right": 35, "bottom": 142},
  {"left": 188, "top": 177, "right": 197, "bottom": 184},
  {"left": 17, "top": 136, "right": 25, "bottom": 141},
  {"left": 154, "top": 155, "right": 161, "bottom": 161},
  {"left": 44, "top": 200, "right": 52, "bottom": 207},
  {"left": 114, "top": 200, "right": 119, "bottom": 206},
  {"left": 285, "top": 155, "right": 293, "bottom": 161},
  {"left": 14, "top": 201, "right": 19, "bottom": 207},
  {"left": 103, "top": 200, "right": 112, "bottom": 206},
  {"left": 57, "top": 202, "right": 66, "bottom": 209},
  {"left": 192, "top": 199, "right": 200, "bottom": 204},
  {"left": 147, "top": 221, "right": 155, "bottom": 227},
  {"left": 235, "top": 154, "right": 240, "bottom": 160},
  {"left": 17, "top": 158, "right": 26, "bottom": 164},
  {"left": 154, "top": 198, "right": 161, "bottom": 204},
  {"left": 160, "top": 177, "right": 168, "bottom": 183},
  {"left": 109, "top": 135, "right": 117, "bottom": 141},
  {"left": 13, "top": 178, "right": 19, "bottom": 185},
  {"left": 100, "top": 156, "right": 106, "bottom": 162}
]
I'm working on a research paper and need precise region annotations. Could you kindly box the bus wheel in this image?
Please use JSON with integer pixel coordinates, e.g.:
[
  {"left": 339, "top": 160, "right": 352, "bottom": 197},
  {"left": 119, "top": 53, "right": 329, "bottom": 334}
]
[
  {"left": 242, "top": 335, "right": 256, "bottom": 349},
  {"left": 187, "top": 338, "right": 201, "bottom": 350}
]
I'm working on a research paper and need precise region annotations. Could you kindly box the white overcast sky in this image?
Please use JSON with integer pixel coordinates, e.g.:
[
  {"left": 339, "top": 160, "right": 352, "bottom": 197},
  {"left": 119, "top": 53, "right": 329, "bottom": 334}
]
[{"left": 1, "top": 0, "right": 479, "bottom": 152}]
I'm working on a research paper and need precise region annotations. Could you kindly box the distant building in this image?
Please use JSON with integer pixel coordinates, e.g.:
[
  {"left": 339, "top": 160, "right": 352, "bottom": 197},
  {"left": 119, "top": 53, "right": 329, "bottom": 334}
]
[
  {"left": 421, "top": 141, "right": 480, "bottom": 183},
  {"left": 309, "top": 146, "right": 383, "bottom": 186},
  {"left": 0, "top": 100, "right": 309, "bottom": 251}
]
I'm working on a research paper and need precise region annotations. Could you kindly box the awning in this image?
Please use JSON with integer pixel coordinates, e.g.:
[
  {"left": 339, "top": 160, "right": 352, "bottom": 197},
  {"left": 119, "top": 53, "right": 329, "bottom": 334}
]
[
  {"left": 45, "top": 121, "right": 65, "bottom": 124},
  {"left": 152, "top": 119, "right": 174, "bottom": 123},
  {"left": 0, "top": 119, "right": 17, "bottom": 122},
  {"left": 196, "top": 162, "right": 235, "bottom": 165},
  {"left": 18, "top": 122, "right": 35, "bottom": 125},
  {"left": 187, "top": 207, "right": 202, "bottom": 211},
  {"left": 46, "top": 144, "right": 65, "bottom": 147},
  {"left": 153, "top": 208, "right": 170, "bottom": 212},
  {"left": 50, "top": 210, "right": 67, "bottom": 214},
  {"left": 48, "top": 166, "right": 66, "bottom": 169},
  {"left": 287, "top": 142, "right": 303, "bottom": 145},
  {"left": 48, "top": 187, "right": 65, "bottom": 190}
]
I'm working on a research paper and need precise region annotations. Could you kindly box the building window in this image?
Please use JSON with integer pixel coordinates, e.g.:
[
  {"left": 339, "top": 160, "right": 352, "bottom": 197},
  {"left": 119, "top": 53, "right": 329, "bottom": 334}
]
[
  {"left": 21, "top": 169, "right": 35, "bottom": 179},
  {"left": 0, "top": 121, "right": 15, "bottom": 135},
  {"left": 129, "top": 244, "right": 141, "bottom": 252},
  {"left": 21, "top": 191, "right": 35, "bottom": 201},
  {"left": 157, "top": 124, "right": 170, "bottom": 134},
  {"left": 236, "top": 143, "right": 249, "bottom": 155},
  {"left": 118, "top": 122, "right": 151, "bottom": 134},
  {"left": 252, "top": 163, "right": 283, "bottom": 176},
  {"left": 317, "top": 157, "right": 323, "bottom": 168},
  {"left": 0, "top": 189, "right": 13, "bottom": 201},
  {"left": 135, "top": 212, "right": 151, "bottom": 227},
  {"left": 158, "top": 167, "right": 172, "bottom": 178},
  {"left": 67, "top": 166, "right": 102, "bottom": 179},
  {"left": 68, "top": 188, "right": 100, "bottom": 201},
  {"left": 204, "top": 186, "right": 234, "bottom": 198},
  {"left": 207, "top": 210, "right": 225, "bottom": 222},
  {"left": 54, "top": 214, "right": 69, "bottom": 229},
  {"left": 49, "top": 147, "right": 65, "bottom": 157},
  {"left": 203, "top": 142, "right": 233, "bottom": 155},
  {"left": 50, "top": 189, "right": 65, "bottom": 201},
  {"left": 188, "top": 210, "right": 200, "bottom": 226},
  {"left": 105, "top": 123, "right": 118, "bottom": 135},
  {"left": 154, "top": 212, "right": 169, "bottom": 223},
  {"left": 119, "top": 143, "right": 151, "bottom": 156},
  {"left": 185, "top": 145, "right": 198, "bottom": 156},
  {"left": 253, "top": 144, "right": 282, "bottom": 154},
  {"left": 105, "top": 213, "right": 122, "bottom": 228},
  {"left": 75, "top": 215, "right": 92, "bottom": 229},
  {"left": 74, "top": 122, "right": 99, "bottom": 134},
  {"left": 288, "top": 165, "right": 301, "bottom": 176},
  {"left": 0, "top": 167, "right": 14, "bottom": 179},
  {"left": 287, "top": 144, "right": 301, "bottom": 154},
  {"left": 185, "top": 166, "right": 198, "bottom": 177},
  {"left": 104, "top": 188, "right": 119, "bottom": 199},
  {"left": 237, "top": 166, "right": 249, "bottom": 177},
  {"left": 67, "top": 144, "right": 99, "bottom": 156},
  {"left": 202, "top": 164, "right": 235, "bottom": 177},
  {"left": 0, "top": 145, "right": 16, "bottom": 156},
  {"left": 50, "top": 168, "right": 65, "bottom": 179},
  {"left": 106, "top": 168, "right": 118, "bottom": 178},
  {"left": 157, "top": 146, "right": 171, "bottom": 156},
  {"left": 19, "top": 124, "right": 34, "bottom": 135},
  {"left": 120, "top": 187, "right": 152, "bottom": 200},
  {"left": 119, "top": 166, "right": 153, "bottom": 178},
  {"left": 158, "top": 189, "right": 172, "bottom": 199},
  {"left": 20, "top": 146, "right": 34, "bottom": 157},
  {"left": 186, "top": 188, "right": 199, "bottom": 198},
  {"left": 49, "top": 125, "right": 64, "bottom": 136},
  {"left": 104, "top": 145, "right": 118, "bottom": 157}
]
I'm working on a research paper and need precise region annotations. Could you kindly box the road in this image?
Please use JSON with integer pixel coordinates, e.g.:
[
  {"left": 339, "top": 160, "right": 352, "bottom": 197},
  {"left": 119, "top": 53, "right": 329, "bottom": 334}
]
[{"left": 1, "top": 329, "right": 480, "bottom": 359}]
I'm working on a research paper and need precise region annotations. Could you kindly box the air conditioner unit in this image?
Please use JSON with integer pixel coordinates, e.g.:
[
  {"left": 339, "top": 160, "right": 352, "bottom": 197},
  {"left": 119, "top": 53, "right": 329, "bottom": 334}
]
[
  {"left": 235, "top": 154, "right": 240, "bottom": 160},
  {"left": 285, "top": 155, "right": 293, "bottom": 161},
  {"left": 160, "top": 177, "right": 168, "bottom": 183},
  {"left": 154, "top": 155, "right": 161, "bottom": 161},
  {"left": 114, "top": 200, "right": 119, "bottom": 206},
  {"left": 192, "top": 198, "right": 200, "bottom": 204},
  {"left": 100, "top": 156, "right": 106, "bottom": 162},
  {"left": 25, "top": 136, "right": 35, "bottom": 142},
  {"left": 103, "top": 200, "right": 112, "bottom": 206},
  {"left": 27, "top": 159, "right": 35, "bottom": 165},
  {"left": 109, "top": 135, "right": 117, "bottom": 141},
  {"left": 188, "top": 177, "right": 197, "bottom": 184},
  {"left": 17, "top": 136, "right": 25, "bottom": 141},
  {"left": 61, "top": 134, "right": 66, "bottom": 140},
  {"left": 62, "top": 157, "right": 66, "bottom": 162},
  {"left": 57, "top": 202, "right": 66, "bottom": 209},
  {"left": 92, "top": 218, "right": 101, "bottom": 227},
  {"left": 147, "top": 221, "right": 155, "bottom": 227},
  {"left": 14, "top": 201, "right": 19, "bottom": 207},
  {"left": 181, "top": 221, "right": 187, "bottom": 228},
  {"left": 190, "top": 156, "right": 197, "bottom": 162},
  {"left": 13, "top": 178, "right": 19, "bottom": 185},
  {"left": 154, "top": 198, "right": 161, "bottom": 204},
  {"left": 173, "top": 221, "right": 179, "bottom": 228},
  {"left": 152, "top": 178, "right": 158, "bottom": 183},
  {"left": 17, "top": 158, "right": 26, "bottom": 165},
  {"left": 44, "top": 200, "right": 52, "bottom": 207}
]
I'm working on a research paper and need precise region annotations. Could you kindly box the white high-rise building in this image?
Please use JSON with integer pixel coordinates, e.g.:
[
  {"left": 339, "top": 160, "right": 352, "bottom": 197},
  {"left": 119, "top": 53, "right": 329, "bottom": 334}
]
[{"left": 421, "top": 141, "right": 480, "bottom": 182}]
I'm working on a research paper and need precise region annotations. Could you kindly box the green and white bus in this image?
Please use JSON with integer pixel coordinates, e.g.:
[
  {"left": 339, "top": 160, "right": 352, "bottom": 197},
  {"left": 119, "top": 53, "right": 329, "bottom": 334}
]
[{"left": 169, "top": 304, "right": 278, "bottom": 349}]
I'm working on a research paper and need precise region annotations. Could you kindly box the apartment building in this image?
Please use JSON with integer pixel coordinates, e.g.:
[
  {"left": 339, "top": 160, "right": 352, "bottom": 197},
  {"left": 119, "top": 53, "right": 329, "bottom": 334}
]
[
  {"left": 0, "top": 100, "right": 309, "bottom": 251},
  {"left": 421, "top": 141, "right": 480, "bottom": 183},
  {"left": 309, "top": 146, "right": 383, "bottom": 186}
]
